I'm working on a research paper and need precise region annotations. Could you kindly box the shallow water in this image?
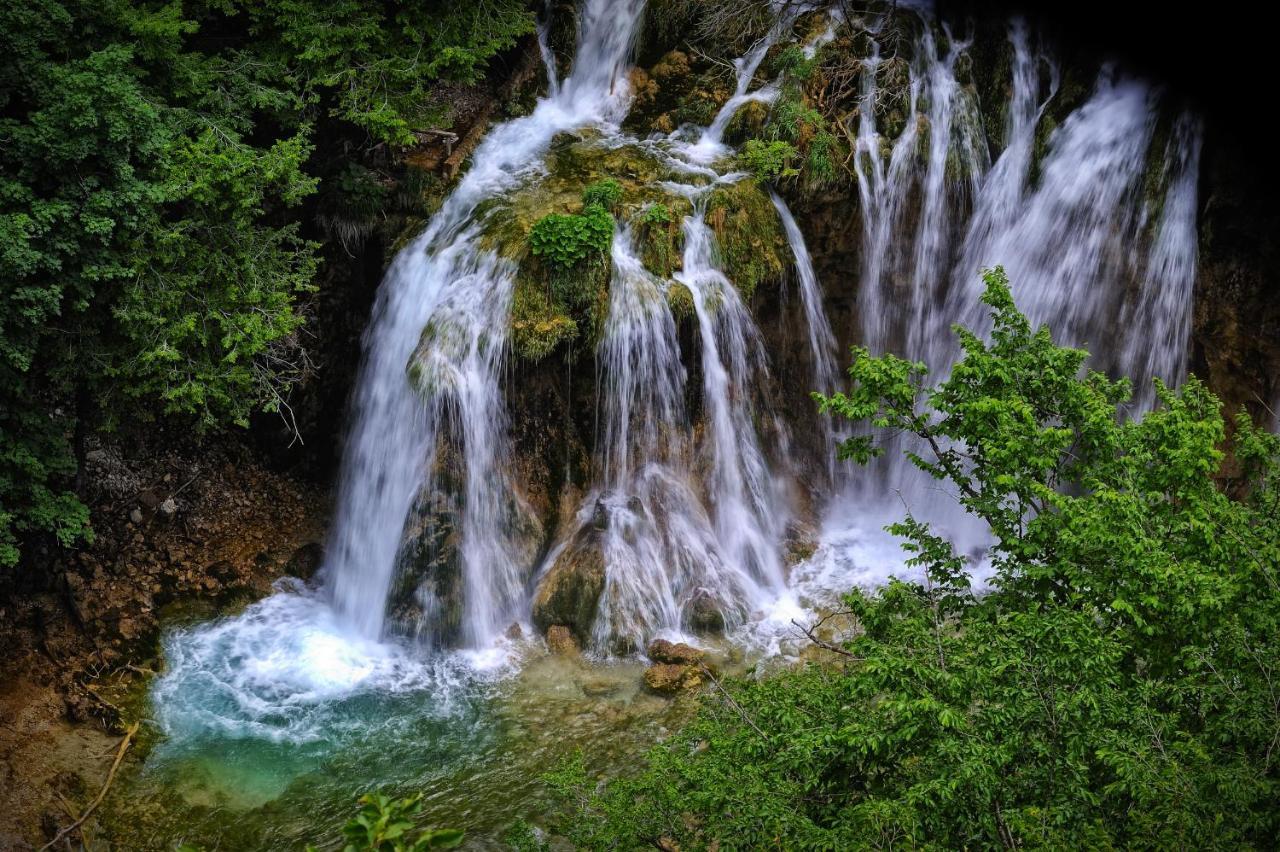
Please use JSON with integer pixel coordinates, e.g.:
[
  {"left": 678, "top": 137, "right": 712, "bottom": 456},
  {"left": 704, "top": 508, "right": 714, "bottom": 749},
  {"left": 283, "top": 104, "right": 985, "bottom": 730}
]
[{"left": 106, "top": 614, "right": 701, "bottom": 849}]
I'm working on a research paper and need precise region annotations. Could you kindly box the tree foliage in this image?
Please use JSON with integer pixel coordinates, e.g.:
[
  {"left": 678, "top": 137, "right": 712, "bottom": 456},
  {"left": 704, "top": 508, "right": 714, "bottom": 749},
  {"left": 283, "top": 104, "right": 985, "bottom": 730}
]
[
  {"left": 0, "top": 0, "right": 533, "bottom": 567},
  {"left": 536, "top": 268, "right": 1280, "bottom": 849}
]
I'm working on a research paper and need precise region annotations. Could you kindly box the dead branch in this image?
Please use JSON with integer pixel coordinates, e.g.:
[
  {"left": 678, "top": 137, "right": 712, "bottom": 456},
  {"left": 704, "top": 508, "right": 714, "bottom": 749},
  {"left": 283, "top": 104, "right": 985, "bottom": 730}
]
[
  {"left": 698, "top": 664, "right": 769, "bottom": 740},
  {"left": 790, "top": 613, "right": 864, "bottom": 660},
  {"left": 40, "top": 722, "right": 140, "bottom": 852}
]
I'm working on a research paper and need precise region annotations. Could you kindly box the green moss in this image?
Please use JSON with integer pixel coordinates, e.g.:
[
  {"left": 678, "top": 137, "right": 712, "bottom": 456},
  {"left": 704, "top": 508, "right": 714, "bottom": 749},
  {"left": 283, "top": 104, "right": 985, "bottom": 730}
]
[
  {"left": 666, "top": 281, "right": 695, "bottom": 321},
  {"left": 705, "top": 178, "right": 786, "bottom": 300},
  {"left": 629, "top": 201, "right": 687, "bottom": 280},
  {"left": 510, "top": 272, "right": 580, "bottom": 361},
  {"left": 1029, "top": 69, "right": 1090, "bottom": 187},
  {"left": 1139, "top": 110, "right": 1176, "bottom": 229},
  {"left": 582, "top": 178, "right": 623, "bottom": 210},
  {"left": 724, "top": 99, "right": 771, "bottom": 146}
]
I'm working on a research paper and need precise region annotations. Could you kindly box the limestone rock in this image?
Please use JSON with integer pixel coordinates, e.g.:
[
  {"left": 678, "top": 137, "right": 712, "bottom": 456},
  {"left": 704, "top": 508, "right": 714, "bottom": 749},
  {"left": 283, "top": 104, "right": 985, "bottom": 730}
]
[
  {"left": 643, "top": 662, "right": 704, "bottom": 694},
  {"left": 531, "top": 528, "right": 605, "bottom": 645},
  {"left": 686, "top": 589, "right": 726, "bottom": 634},
  {"left": 647, "top": 639, "right": 704, "bottom": 666},
  {"left": 546, "top": 624, "right": 580, "bottom": 656}
]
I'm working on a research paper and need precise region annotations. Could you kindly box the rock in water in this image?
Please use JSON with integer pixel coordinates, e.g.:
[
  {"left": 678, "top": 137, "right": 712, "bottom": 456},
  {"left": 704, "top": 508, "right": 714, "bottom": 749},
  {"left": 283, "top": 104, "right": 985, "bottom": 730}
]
[
  {"left": 532, "top": 529, "right": 605, "bottom": 645},
  {"left": 546, "top": 624, "right": 581, "bottom": 656},
  {"left": 646, "top": 639, "right": 704, "bottom": 666},
  {"left": 643, "top": 662, "right": 704, "bottom": 694},
  {"left": 686, "top": 589, "right": 726, "bottom": 634}
]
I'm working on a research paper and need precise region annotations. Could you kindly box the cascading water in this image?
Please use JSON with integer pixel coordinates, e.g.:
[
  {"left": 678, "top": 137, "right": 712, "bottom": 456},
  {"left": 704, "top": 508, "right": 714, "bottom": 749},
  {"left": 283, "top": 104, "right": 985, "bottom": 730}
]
[
  {"left": 151, "top": 0, "right": 651, "bottom": 749},
  {"left": 325, "top": 0, "right": 649, "bottom": 648},
  {"left": 150, "top": 0, "right": 1208, "bottom": 768},
  {"left": 1120, "top": 110, "right": 1204, "bottom": 410},
  {"left": 772, "top": 191, "right": 840, "bottom": 479},
  {"left": 808, "top": 7, "right": 1204, "bottom": 596},
  {"left": 676, "top": 208, "right": 789, "bottom": 602}
]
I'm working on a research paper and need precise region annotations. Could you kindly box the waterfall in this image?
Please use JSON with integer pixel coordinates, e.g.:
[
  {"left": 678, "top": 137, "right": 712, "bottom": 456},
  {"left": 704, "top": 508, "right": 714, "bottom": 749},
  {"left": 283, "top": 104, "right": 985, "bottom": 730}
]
[
  {"left": 771, "top": 191, "right": 840, "bottom": 480},
  {"left": 536, "top": 0, "right": 560, "bottom": 99},
  {"left": 952, "top": 18, "right": 1058, "bottom": 306},
  {"left": 581, "top": 227, "right": 750, "bottom": 650},
  {"left": 771, "top": 192, "right": 838, "bottom": 395},
  {"left": 1120, "top": 111, "right": 1204, "bottom": 409},
  {"left": 160, "top": 0, "right": 1208, "bottom": 683},
  {"left": 677, "top": 209, "right": 789, "bottom": 600},
  {"left": 325, "top": 0, "right": 648, "bottom": 643},
  {"left": 956, "top": 72, "right": 1159, "bottom": 353}
]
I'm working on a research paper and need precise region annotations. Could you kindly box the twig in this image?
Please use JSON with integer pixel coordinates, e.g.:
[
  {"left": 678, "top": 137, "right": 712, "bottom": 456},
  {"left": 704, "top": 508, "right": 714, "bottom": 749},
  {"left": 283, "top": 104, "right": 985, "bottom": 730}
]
[
  {"left": 698, "top": 664, "right": 769, "bottom": 740},
  {"left": 40, "top": 722, "right": 140, "bottom": 851},
  {"left": 790, "top": 616, "right": 864, "bottom": 660}
]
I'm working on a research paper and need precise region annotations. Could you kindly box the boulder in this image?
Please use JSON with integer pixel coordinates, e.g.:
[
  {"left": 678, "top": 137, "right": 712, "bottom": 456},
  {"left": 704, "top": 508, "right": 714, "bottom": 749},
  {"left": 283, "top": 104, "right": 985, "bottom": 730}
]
[
  {"left": 643, "top": 662, "right": 705, "bottom": 695},
  {"left": 647, "top": 639, "right": 704, "bottom": 666},
  {"left": 686, "top": 589, "right": 725, "bottom": 634},
  {"left": 285, "top": 541, "right": 324, "bottom": 580},
  {"left": 546, "top": 624, "right": 580, "bottom": 657}
]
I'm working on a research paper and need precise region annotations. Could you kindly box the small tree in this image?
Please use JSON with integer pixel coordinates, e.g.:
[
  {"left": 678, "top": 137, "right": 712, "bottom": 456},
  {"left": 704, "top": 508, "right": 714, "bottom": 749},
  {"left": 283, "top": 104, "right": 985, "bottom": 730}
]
[{"left": 535, "top": 267, "right": 1280, "bottom": 849}]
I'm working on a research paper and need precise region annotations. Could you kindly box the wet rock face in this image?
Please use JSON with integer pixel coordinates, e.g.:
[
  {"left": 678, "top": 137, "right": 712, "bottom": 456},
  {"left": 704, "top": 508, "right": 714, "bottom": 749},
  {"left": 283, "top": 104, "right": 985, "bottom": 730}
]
[
  {"left": 1192, "top": 143, "right": 1280, "bottom": 431},
  {"left": 685, "top": 589, "right": 727, "bottom": 635},
  {"left": 532, "top": 527, "right": 606, "bottom": 645}
]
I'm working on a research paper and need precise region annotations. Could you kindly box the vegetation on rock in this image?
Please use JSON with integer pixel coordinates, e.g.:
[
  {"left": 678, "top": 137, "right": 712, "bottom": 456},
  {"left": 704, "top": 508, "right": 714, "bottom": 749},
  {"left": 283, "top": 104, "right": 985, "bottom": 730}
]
[
  {"left": 529, "top": 205, "right": 614, "bottom": 270},
  {"left": 740, "top": 139, "right": 800, "bottom": 182},
  {"left": 705, "top": 179, "right": 788, "bottom": 301}
]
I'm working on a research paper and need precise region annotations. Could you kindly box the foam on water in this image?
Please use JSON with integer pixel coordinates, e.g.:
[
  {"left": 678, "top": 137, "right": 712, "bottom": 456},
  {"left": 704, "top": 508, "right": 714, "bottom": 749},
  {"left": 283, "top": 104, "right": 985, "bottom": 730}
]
[{"left": 152, "top": 580, "right": 517, "bottom": 747}]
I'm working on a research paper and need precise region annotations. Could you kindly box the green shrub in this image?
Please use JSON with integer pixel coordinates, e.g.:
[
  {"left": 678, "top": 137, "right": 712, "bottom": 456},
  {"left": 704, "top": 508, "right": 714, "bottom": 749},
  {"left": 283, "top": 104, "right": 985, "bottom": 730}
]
[
  {"left": 581, "top": 178, "right": 622, "bottom": 210},
  {"left": 529, "top": 204, "right": 613, "bottom": 269},
  {"left": 739, "top": 139, "right": 798, "bottom": 183},
  {"left": 805, "top": 129, "right": 839, "bottom": 189},
  {"left": 641, "top": 202, "right": 672, "bottom": 225},
  {"left": 326, "top": 792, "right": 462, "bottom": 852},
  {"left": 536, "top": 268, "right": 1280, "bottom": 850}
]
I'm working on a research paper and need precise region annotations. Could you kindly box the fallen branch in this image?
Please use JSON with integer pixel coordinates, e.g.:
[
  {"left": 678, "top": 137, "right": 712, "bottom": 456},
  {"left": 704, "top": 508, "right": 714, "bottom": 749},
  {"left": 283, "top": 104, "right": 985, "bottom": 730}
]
[{"left": 40, "top": 722, "right": 140, "bottom": 851}]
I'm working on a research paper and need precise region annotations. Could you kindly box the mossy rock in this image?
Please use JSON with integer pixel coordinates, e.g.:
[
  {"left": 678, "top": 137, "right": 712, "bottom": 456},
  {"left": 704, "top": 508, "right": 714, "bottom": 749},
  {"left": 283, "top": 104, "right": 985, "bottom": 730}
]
[
  {"left": 1029, "top": 68, "right": 1092, "bottom": 187},
  {"left": 666, "top": 280, "right": 696, "bottom": 321},
  {"left": 532, "top": 526, "right": 606, "bottom": 646},
  {"left": 510, "top": 272, "right": 580, "bottom": 361},
  {"left": 705, "top": 177, "right": 787, "bottom": 301},
  {"left": 470, "top": 132, "right": 706, "bottom": 359}
]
